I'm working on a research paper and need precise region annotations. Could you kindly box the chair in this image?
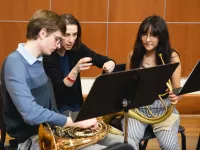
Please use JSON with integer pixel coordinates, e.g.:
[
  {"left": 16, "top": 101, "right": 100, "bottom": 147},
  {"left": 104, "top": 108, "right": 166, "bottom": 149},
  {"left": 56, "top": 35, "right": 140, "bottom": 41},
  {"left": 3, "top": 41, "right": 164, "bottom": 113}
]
[
  {"left": 110, "top": 117, "right": 186, "bottom": 150},
  {"left": 0, "top": 81, "right": 7, "bottom": 150},
  {"left": 103, "top": 143, "right": 135, "bottom": 150},
  {"left": 139, "top": 125, "right": 186, "bottom": 150},
  {"left": 0, "top": 65, "right": 18, "bottom": 150}
]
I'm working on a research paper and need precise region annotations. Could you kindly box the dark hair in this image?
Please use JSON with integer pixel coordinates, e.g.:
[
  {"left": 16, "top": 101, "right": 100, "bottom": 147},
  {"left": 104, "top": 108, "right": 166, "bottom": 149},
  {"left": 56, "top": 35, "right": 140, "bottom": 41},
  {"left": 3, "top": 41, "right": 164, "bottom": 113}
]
[
  {"left": 60, "top": 14, "right": 82, "bottom": 50},
  {"left": 26, "top": 10, "right": 66, "bottom": 40},
  {"left": 130, "top": 15, "right": 173, "bottom": 69}
]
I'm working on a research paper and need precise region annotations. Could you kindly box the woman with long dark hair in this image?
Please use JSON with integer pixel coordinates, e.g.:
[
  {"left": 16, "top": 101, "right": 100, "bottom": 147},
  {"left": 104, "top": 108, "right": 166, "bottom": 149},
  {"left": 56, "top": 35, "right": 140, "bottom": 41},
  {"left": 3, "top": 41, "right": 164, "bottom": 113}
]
[
  {"left": 43, "top": 14, "right": 115, "bottom": 114},
  {"left": 122, "top": 15, "right": 182, "bottom": 150}
]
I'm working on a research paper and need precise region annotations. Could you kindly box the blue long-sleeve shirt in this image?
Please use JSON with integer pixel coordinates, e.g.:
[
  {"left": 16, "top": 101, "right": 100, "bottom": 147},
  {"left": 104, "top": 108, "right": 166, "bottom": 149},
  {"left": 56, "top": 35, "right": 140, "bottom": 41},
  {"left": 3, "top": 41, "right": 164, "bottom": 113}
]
[{"left": 2, "top": 43, "right": 67, "bottom": 142}]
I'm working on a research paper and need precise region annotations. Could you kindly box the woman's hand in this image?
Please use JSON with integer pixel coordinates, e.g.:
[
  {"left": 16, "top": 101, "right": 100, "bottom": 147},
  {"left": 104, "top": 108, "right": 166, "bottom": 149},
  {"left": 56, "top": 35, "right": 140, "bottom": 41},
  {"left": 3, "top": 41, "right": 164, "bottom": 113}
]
[
  {"left": 103, "top": 61, "right": 115, "bottom": 73},
  {"left": 168, "top": 91, "right": 182, "bottom": 104},
  {"left": 73, "top": 57, "right": 93, "bottom": 73}
]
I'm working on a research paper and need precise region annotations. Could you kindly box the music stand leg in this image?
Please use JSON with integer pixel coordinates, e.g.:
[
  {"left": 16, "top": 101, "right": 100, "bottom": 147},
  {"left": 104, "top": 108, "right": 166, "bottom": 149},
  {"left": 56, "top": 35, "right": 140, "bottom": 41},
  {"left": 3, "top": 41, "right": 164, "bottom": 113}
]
[{"left": 123, "top": 99, "right": 129, "bottom": 143}]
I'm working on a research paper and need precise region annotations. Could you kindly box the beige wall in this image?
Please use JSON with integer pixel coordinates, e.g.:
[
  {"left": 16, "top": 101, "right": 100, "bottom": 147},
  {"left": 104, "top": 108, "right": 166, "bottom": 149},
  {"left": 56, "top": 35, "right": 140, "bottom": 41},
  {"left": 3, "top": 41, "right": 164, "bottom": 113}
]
[{"left": 0, "top": 0, "right": 200, "bottom": 77}]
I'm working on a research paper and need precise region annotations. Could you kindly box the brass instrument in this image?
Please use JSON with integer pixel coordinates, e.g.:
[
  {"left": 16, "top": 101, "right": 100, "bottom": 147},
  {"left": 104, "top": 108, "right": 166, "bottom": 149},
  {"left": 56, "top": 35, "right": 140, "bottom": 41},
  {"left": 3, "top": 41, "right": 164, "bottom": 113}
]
[
  {"left": 39, "top": 119, "right": 109, "bottom": 150},
  {"left": 104, "top": 53, "right": 175, "bottom": 124},
  {"left": 39, "top": 53, "right": 175, "bottom": 150}
]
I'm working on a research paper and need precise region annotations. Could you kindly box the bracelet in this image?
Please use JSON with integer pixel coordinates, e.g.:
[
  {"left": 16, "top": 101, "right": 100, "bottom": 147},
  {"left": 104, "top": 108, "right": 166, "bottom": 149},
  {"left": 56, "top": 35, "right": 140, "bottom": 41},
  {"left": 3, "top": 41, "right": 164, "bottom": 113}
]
[{"left": 66, "top": 76, "right": 75, "bottom": 83}]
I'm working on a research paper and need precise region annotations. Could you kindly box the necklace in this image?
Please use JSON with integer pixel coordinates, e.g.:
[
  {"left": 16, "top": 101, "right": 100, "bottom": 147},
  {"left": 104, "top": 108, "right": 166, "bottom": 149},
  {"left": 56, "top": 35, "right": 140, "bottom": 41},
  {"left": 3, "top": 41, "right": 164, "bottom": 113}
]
[
  {"left": 142, "top": 54, "right": 156, "bottom": 68},
  {"left": 142, "top": 62, "right": 151, "bottom": 68},
  {"left": 144, "top": 62, "right": 151, "bottom": 66}
]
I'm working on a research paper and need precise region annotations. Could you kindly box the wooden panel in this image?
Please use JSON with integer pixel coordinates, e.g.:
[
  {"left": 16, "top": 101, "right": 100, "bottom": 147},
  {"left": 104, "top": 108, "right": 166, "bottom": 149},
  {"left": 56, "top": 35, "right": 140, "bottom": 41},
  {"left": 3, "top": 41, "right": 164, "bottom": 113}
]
[
  {"left": 177, "top": 94, "right": 200, "bottom": 114},
  {"left": 166, "top": 0, "right": 200, "bottom": 22},
  {"left": 79, "top": 23, "right": 107, "bottom": 77},
  {"left": 167, "top": 24, "right": 200, "bottom": 77},
  {"left": 107, "top": 23, "right": 140, "bottom": 64},
  {"left": 0, "top": 0, "right": 49, "bottom": 20},
  {"left": 52, "top": 0, "right": 108, "bottom": 21},
  {"left": 109, "top": 0, "right": 165, "bottom": 22},
  {"left": 0, "top": 22, "right": 27, "bottom": 67}
]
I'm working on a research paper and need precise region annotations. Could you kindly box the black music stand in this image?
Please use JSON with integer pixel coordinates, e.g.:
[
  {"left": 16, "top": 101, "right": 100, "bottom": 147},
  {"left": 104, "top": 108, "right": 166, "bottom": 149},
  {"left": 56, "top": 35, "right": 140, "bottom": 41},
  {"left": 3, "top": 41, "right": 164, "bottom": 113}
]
[
  {"left": 173, "top": 60, "right": 200, "bottom": 95},
  {"left": 73, "top": 63, "right": 179, "bottom": 143}
]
